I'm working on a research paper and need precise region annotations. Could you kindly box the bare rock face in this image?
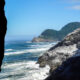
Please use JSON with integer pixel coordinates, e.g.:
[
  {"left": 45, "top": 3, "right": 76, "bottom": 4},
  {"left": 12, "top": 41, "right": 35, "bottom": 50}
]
[
  {"left": 37, "top": 28, "right": 80, "bottom": 73},
  {"left": 45, "top": 55, "right": 80, "bottom": 80},
  {"left": 45, "top": 40, "right": 80, "bottom": 80},
  {"left": 45, "top": 42, "right": 80, "bottom": 80}
]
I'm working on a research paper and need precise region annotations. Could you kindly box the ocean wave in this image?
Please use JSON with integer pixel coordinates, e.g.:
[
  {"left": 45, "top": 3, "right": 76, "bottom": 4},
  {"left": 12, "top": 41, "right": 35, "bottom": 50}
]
[
  {"left": 4, "top": 47, "right": 49, "bottom": 56},
  {"left": 26, "top": 41, "right": 32, "bottom": 43},
  {"left": 1, "top": 61, "right": 50, "bottom": 80},
  {"left": 5, "top": 49, "right": 13, "bottom": 52},
  {"left": 5, "top": 42, "right": 56, "bottom": 56},
  {"left": 29, "top": 42, "right": 55, "bottom": 48},
  {"left": 2, "top": 42, "right": 56, "bottom": 80},
  {"left": 3, "top": 61, "right": 38, "bottom": 69}
]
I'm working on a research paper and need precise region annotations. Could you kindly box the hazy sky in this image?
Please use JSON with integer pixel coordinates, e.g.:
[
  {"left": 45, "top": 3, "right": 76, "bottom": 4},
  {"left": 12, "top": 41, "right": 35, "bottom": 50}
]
[{"left": 5, "top": 0, "right": 80, "bottom": 40}]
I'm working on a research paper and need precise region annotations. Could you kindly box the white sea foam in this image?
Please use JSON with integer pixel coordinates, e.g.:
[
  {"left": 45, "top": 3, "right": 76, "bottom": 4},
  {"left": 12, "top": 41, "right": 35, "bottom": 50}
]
[
  {"left": 26, "top": 41, "right": 32, "bottom": 43},
  {"left": 2, "top": 42, "right": 56, "bottom": 80},
  {"left": 5, "top": 47, "right": 49, "bottom": 56},
  {"left": 5, "top": 42, "right": 55, "bottom": 56},
  {"left": 1, "top": 61, "right": 50, "bottom": 80},
  {"left": 30, "top": 42, "right": 54, "bottom": 48},
  {"left": 5, "top": 49, "right": 13, "bottom": 52}
]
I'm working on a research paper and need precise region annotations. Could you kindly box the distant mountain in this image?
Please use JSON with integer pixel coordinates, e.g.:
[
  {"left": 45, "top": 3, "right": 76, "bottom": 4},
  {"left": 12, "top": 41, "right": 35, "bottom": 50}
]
[{"left": 32, "top": 22, "right": 80, "bottom": 42}]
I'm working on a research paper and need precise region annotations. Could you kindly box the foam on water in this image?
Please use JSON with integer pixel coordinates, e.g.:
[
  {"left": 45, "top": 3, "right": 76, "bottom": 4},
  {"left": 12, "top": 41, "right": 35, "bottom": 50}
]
[
  {"left": 5, "top": 49, "right": 13, "bottom": 52},
  {"left": 30, "top": 42, "right": 54, "bottom": 48},
  {"left": 1, "top": 61, "right": 50, "bottom": 80},
  {"left": 5, "top": 47, "right": 49, "bottom": 56},
  {"left": 2, "top": 42, "right": 56, "bottom": 80},
  {"left": 26, "top": 41, "right": 32, "bottom": 43},
  {"left": 5, "top": 42, "right": 54, "bottom": 56}
]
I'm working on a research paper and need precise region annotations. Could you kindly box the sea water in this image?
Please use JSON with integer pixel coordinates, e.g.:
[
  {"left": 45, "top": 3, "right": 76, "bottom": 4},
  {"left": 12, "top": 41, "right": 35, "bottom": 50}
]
[{"left": 0, "top": 40, "right": 56, "bottom": 80}]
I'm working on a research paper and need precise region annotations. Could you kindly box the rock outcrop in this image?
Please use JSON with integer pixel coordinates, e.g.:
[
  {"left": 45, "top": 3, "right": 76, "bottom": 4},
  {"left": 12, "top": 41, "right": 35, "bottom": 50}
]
[
  {"left": 37, "top": 28, "right": 80, "bottom": 73},
  {"left": 45, "top": 43, "right": 80, "bottom": 80}
]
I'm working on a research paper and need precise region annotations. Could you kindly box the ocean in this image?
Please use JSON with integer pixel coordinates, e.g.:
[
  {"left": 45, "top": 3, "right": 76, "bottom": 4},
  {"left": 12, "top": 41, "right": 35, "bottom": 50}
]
[{"left": 0, "top": 40, "right": 56, "bottom": 80}]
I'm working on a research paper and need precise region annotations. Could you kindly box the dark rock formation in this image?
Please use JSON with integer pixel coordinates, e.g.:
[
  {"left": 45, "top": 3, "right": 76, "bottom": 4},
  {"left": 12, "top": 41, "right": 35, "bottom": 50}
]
[
  {"left": 0, "top": 0, "right": 7, "bottom": 72},
  {"left": 43, "top": 28, "right": 80, "bottom": 80},
  {"left": 37, "top": 28, "right": 80, "bottom": 73},
  {"left": 45, "top": 56, "right": 80, "bottom": 80},
  {"left": 45, "top": 43, "right": 80, "bottom": 80}
]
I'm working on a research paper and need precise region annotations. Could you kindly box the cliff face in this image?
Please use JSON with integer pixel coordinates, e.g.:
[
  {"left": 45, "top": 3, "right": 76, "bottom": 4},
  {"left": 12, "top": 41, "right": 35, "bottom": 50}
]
[
  {"left": 32, "top": 22, "right": 80, "bottom": 42},
  {"left": 45, "top": 56, "right": 80, "bottom": 80},
  {"left": 37, "top": 28, "right": 80, "bottom": 73},
  {"left": 45, "top": 43, "right": 80, "bottom": 80}
]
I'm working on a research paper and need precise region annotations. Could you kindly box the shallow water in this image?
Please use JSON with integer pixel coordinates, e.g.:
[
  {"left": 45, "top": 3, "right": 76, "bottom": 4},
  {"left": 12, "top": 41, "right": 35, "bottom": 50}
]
[{"left": 0, "top": 40, "right": 56, "bottom": 80}]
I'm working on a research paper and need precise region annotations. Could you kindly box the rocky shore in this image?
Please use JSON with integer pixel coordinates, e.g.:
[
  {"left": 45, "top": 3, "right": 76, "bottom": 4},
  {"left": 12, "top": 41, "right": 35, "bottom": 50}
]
[
  {"left": 45, "top": 43, "right": 80, "bottom": 80},
  {"left": 32, "top": 37, "right": 55, "bottom": 42},
  {"left": 37, "top": 28, "right": 80, "bottom": 80}
]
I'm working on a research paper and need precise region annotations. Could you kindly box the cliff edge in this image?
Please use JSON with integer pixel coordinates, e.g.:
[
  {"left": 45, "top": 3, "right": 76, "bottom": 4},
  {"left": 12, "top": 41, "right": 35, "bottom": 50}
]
[{"left": 37, "top": 28, "right": 80, "bottom": 73}]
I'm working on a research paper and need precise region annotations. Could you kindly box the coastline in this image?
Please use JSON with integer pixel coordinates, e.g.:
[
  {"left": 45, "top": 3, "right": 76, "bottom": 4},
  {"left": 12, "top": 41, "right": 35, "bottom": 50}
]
[{"left": 1, "top": 41, "right": 56, "bottom": 80}]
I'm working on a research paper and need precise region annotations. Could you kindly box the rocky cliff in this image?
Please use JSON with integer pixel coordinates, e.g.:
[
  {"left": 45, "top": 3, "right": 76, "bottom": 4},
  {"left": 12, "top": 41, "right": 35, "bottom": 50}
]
[
  {"left": 37, "top": 28, "right": 80, "bottom": 74},
  {"left": 45, "top": 43, "right": 80, "bottom": 80}
]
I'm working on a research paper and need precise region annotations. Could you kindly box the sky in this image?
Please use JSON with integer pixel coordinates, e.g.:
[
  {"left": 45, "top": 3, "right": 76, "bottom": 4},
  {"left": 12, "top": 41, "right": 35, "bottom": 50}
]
[{"left": 5, "top": 0, "right": 80, "bottom": 40}]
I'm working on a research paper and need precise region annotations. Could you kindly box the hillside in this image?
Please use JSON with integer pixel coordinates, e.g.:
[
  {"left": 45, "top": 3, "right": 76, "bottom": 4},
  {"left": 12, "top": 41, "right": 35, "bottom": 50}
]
[{"left": 32, "top": 22, "right": 80, "bottom": 42}]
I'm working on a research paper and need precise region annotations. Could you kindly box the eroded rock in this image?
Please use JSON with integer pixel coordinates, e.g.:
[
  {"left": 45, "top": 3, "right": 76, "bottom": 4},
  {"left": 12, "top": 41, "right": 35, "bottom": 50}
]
[{"left": 37, "top": 28, "right": 80, "bottom": 73}]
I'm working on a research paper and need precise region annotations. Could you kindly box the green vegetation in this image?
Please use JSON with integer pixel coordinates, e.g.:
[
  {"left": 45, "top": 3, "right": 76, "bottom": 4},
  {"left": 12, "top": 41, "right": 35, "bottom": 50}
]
[{"left": 39, "top": 22, "right": 80, "bottom": 41}]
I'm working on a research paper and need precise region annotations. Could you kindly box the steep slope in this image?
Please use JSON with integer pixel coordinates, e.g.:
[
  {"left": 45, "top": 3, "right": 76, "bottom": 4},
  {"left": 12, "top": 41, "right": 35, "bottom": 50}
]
[
  {"left": 32, "top": 22, "right": 80, "bottom": 42},
  {"left": 46, "top": 42, "right": 80, "bottom": 80},
  {"left": 37, "top": 28, "right": 80, "bottom": 73},
  {"left": 59, "top": 22, "right": 80, "bottom": 40}
]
